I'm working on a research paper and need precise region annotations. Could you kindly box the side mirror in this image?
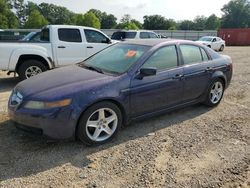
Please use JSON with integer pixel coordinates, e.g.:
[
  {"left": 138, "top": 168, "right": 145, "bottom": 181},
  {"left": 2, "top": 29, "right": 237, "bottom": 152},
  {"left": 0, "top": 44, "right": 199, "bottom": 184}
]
[
  {"left": 102, "top": 38, "right": 112, "bottom": 44},
  {"left": 136, "top": 67, "right": 157, "bottom": 79},
  {"left": 107, "top": 38, "right": 112, "bottom": 44}
]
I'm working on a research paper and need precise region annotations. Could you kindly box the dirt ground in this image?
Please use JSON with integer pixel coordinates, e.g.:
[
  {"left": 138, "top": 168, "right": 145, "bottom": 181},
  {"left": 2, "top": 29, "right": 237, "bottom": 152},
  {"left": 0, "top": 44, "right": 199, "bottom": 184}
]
[{"left": 0, "top": 47, "right": 249, "bottom": 188}]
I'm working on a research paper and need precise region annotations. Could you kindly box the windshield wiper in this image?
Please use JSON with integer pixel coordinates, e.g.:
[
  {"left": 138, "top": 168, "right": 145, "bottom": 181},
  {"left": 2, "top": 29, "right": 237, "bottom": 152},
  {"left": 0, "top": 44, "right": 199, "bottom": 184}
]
[{"left": 81, "top": 65, "right": 104, "bottom": 74}]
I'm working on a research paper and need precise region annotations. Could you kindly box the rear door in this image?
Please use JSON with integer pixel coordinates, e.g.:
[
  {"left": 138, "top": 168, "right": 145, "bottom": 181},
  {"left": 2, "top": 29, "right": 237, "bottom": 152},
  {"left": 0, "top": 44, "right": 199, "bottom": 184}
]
[
  {"left": 55, "top": 28, "right": 86, "bottom": 66},
  {"left": 83, "top": 29, "right": 111, "bottom": 57},
  {"left": 180, "top": 44, "right": 214, "bottom": 102}
]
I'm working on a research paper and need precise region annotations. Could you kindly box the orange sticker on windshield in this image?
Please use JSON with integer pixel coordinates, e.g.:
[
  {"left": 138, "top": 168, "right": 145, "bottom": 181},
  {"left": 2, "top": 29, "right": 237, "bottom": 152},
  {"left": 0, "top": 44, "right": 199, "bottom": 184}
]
[{"left": 126, "top": 50, "right": 137, "bottom": 57}]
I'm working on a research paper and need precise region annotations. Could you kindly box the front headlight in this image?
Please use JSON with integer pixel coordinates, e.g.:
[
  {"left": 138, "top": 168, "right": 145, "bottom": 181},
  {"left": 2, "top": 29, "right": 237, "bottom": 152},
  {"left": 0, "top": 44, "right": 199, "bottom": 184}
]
[{"left": 24, "top": 99, "right": 72, "bottom": 109}]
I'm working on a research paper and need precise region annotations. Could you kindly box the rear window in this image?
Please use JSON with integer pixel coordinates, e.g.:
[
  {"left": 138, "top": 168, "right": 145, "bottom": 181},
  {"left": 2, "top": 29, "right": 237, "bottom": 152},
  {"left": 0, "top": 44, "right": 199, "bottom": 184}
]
[
  {"left": 180, "top": 45, "right": 202, "bottom": 64},
  {"left": 40, "top": 29, "right": 49, "bottom": 42},
  {"left": 58, "top": 28, "right": 82, "bottom": 42},
  {"left": 111, "top": 31, "right": 137, "bottom": 40}
]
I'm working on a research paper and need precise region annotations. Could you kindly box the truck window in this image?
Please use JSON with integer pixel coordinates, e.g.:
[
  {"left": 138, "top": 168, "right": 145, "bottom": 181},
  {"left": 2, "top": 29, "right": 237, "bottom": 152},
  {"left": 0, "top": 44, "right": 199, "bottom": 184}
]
[
  {"left": 140, "top": 32, "right": 150, "bottom": 39},
  {"left": 58, "top": 28, "right": 82, "bottom": 43},
  {"left": 84, "top": 29, "right": 108, "bottom": 43},
  {"left": 149, "top": 32, "right": 158, "bottom": 38},
  {"left": 40, "top": 29, "right": 49, "bottom": 42}
]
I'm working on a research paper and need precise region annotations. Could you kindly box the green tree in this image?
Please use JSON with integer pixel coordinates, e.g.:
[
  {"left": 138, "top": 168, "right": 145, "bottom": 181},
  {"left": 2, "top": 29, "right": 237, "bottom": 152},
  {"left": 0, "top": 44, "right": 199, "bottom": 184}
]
[
  {"left": 38, "top": 3, "right": 76, "bottom": 25},
  {"left": 0, "top": 0, "right": 18, "bottom": 28},
  {"left": 101, "top": 13, "right": 117, "bottom": 29},
  {"left": 177, "top": 20, "right": 195, "bottom": 30},
  {"left": 120, "top": 14, "right": 131, "bottom": 24},
  {"left": 131, "top": 19, "right": 143, "bottom": 29},
  {"left": 25, "top": 1, "right": 39, "bottom": 16},
  {"left": 88, "top": 9, "right": 117, "bottom": 29},
  {"left": 115, "top": 14, "right": 139, "bottom": 30},
  {"left": 143, "top": 15, "right": 171, "bottom": 30},
  {"left": 75, "top": 14, "right": 85, "bottom": 26},
  {"left": 221, "top": 0, "right": 250, "bottom": 28},
  {"left": 193, "top": 15, "right": 207, "bottom": 30},
  {"left": 79, "top": 12, "right": 100, "bottom": 28},
  {"left": 24, "top": 9, "right": 48, "bottom": 28},
  {"left": 205, "top": 14, "right": 221, "bottom": 30}
]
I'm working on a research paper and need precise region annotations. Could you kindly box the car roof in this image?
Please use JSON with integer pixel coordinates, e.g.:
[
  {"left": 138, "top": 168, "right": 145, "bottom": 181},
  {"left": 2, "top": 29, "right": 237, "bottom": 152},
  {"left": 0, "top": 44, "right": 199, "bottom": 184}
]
[{"left": 121, "top": 39, "right": 196, "bottom": 47}]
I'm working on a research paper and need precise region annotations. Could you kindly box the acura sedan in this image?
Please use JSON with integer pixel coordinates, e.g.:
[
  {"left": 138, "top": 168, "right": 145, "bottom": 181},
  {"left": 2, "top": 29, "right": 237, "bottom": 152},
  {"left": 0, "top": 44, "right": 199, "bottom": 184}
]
[{"left": 8, "top": 39, "right": 232, "bottom": 145}]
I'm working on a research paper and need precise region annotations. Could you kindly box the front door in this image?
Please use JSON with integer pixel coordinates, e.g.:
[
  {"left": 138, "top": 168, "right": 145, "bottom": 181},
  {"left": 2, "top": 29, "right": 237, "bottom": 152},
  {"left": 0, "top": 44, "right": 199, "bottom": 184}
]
[
  {"left": 130, "top": 45, "right": 184, "bottom": 117},
  {"left": 83, "top": 29, "right": 111, "bottom": 57},
  {"left": 55, "top": 28, "right": 86, "bottom": 66}
]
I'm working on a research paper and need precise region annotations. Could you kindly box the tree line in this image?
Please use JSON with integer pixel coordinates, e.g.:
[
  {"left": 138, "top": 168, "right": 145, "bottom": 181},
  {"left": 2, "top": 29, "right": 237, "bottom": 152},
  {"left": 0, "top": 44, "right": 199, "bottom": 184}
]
[{"left": 0, "top": 0, "right": 250, "bottom": 30}]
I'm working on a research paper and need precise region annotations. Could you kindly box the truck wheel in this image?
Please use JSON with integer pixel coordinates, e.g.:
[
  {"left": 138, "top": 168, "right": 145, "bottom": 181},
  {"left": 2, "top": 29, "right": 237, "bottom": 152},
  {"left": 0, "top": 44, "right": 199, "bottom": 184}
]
[{"left": 18, "top": 60, "right": 47, "bottom": 80}]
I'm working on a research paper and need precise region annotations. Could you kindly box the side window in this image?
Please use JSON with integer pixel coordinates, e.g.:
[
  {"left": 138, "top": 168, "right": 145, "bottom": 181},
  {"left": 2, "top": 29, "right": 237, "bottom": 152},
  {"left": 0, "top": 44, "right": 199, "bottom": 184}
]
[
  {"left": 180, "top": 45, "right": 202, "bottom": 65},
  {"left": 142, "top": 45, "right": 178, "bottom": 70},
  {"left": 58, "top": 28, "right": 82, "bottom": 42},
  {"left": 149, "top": 32, "right": 158, "bottom": 38},
  {"left": 212, "top": 38, "right": 216, "bottom": 42},
  {"left": 84, "top": 29, "right": 108, "bottom": 43},
  {"left": 200, "top": 48, "right": 209, "bottom": 61},
  {"left": 40, "top": 29, "right": 50, "bottom": 42},
  {"left": 140, "top": 32, "right": 150, "bottom": 39}
]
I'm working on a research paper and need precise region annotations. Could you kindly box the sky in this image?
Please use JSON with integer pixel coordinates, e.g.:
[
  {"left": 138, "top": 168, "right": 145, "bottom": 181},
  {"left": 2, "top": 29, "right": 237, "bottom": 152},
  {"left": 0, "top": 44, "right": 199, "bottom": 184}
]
[{"left": 31, "top": 0, "right": 231, "bottom": 22}]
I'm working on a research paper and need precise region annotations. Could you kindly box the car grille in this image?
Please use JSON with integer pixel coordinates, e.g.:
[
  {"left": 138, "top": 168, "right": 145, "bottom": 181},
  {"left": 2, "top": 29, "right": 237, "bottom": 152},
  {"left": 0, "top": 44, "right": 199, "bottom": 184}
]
[{"left": 10, "top": 90, "right": 23, "bottom": 106}]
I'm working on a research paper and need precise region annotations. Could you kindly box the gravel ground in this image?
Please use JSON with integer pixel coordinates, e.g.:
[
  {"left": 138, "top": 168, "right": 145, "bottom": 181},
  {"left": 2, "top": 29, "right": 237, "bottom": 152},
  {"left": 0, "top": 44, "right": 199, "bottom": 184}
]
[{"left": 0, "top": 47, "right": 249, "bottom": 188}]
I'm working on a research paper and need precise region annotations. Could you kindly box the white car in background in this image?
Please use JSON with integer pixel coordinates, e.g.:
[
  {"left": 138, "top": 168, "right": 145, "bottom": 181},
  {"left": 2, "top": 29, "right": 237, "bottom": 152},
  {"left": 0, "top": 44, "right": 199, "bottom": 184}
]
[
  {"left": 196, "top": 36, "right": 225, "bottom": 51},
  {"left": 111, "top": 30, "right": 159, "bottom": 40}
]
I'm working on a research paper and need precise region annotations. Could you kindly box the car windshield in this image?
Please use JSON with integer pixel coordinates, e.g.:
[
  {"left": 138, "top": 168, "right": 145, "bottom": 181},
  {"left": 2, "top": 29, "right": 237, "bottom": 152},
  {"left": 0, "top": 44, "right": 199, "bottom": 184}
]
[
  {"left": 199, "top": 37, "right": 213, "bottom": 42},
  {"left": 80, "top": 43, "right": 150, "bottom": 75},
  {"left": 111, "top": 32, "right": 137, "bottom": 40}
]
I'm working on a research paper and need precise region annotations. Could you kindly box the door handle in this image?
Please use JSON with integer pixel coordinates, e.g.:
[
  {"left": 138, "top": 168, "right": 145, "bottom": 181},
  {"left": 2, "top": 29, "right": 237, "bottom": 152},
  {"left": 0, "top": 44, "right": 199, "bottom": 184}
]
[
  {"left": 173, "top": 74, "right": 183, "bottom": 79},
  {"left": 87, "top": 46, "right": 94, "bottom": 49},
  {"left": 58, "top": 46, "right": 66, "bottom": 48},
  {"left": 205, "top": 67, "right": 213, "bottom": 72}
]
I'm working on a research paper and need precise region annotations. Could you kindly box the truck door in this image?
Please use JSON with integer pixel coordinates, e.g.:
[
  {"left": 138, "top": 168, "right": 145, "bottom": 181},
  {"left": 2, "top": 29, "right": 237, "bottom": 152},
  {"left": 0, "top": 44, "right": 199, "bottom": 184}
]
[
  {"left": 83, "top": 29, "right": 111, "bottom": 57},
  {"left": 55, "top": 28, "right": 86, "bottom": 66}
]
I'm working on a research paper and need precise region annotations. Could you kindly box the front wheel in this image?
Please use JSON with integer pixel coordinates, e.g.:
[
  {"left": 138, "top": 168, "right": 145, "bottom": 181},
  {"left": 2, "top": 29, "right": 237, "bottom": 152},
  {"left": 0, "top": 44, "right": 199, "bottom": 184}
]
[
  {"left": 77, "top": 102, "right": 122, "bottom": 145},
  {"left": 18, "top": 59, "right": 47, "bottom": 80},
  {"left": 204, "top": 79, "right": 225, "bottom": 107},
  {"left": 219, "top": 45, "right": 225, "bottom": 51}
]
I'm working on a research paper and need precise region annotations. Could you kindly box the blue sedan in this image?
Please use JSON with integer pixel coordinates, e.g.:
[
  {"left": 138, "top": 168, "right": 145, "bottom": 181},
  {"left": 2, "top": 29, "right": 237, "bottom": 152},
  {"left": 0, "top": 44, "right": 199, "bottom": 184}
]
[{"left": 8, "top": 39, "right": 233, "bottom": 145}]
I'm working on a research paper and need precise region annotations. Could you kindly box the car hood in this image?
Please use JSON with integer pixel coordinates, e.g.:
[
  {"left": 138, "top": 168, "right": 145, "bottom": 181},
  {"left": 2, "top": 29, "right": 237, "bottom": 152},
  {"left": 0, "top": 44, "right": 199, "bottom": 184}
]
[{"left": 16, "top": 65, "right": 114, "bottom": 100}]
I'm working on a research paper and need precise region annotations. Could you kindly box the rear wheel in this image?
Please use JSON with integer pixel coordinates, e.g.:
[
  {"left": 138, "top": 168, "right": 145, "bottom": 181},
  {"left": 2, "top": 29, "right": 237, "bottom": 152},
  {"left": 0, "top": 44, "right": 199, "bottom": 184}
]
[
  {"left": 77, "top": 102, "right": 122, "bottom": 145},
  {"left": 204, "top": 79, "right": 224, "bottom": 107},
  {"left": 17, "top": 59, "right": 47, "bottom": 80}
]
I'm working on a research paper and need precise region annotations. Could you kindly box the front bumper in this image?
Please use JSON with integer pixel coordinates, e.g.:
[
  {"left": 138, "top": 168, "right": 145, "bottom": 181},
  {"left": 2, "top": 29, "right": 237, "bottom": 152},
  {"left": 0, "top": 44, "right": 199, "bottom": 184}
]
[{"left": 8, "top": 105, "right": 77, "bottom": 140}]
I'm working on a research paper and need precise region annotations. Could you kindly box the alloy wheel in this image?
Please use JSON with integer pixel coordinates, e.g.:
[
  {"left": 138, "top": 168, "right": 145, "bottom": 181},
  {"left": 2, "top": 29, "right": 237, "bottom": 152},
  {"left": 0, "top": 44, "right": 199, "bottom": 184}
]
[
  {"left": 85, "top": 108, "right": 118, "bottom": 142},
  {"left": 210, "top": 81, "right": 223, "bottom": 104},
  {"left": 25, "top": 66, "right": 43, "bottom": 78}
]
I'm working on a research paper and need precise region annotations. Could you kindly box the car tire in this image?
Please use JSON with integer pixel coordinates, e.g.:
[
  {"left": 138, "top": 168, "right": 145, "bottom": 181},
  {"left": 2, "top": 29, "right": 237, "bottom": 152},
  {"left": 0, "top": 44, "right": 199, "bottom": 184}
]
[
  {"left": 204, "top": 78, "right": 225, "bottom": 107},
  {"left": 18, "top": 59, "right": 47, "bottom": 80},
  {"left": 77, "top": 101, "right": 122, "bottom": 146},
  {"left": 219, "top": 45, "right": 225, "bottom": 51}
]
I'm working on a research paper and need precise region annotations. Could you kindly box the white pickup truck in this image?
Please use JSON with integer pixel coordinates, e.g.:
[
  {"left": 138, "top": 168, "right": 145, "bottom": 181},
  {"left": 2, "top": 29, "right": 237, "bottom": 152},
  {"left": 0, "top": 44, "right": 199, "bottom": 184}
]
[{"left": 0, "top": 25, "right": 115, "bottom": 79}]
